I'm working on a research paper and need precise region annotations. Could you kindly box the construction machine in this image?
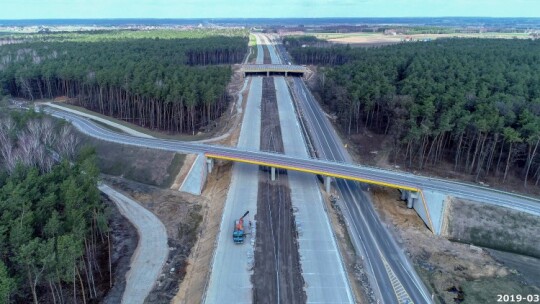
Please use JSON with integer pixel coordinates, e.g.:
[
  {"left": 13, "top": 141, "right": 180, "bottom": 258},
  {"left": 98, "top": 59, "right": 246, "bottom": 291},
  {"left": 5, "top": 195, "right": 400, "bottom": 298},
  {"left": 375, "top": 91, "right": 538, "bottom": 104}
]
[{"left": 233, "top": 211, "right": 249, "bottom": 244}]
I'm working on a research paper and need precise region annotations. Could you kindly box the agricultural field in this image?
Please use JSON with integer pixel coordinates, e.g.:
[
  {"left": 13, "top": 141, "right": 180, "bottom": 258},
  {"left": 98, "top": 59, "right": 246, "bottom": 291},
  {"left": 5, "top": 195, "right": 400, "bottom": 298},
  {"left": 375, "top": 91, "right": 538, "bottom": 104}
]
[{"left": 303, "top": 31, "right": 533, "bottom": 47}]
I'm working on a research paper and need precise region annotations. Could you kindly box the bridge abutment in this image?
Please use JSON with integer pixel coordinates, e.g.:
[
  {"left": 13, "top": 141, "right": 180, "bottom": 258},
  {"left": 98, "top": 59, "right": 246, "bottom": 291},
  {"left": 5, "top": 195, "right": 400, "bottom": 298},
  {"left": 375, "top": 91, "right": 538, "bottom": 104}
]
[
  {"left": 400, "top": 189, "right": 448, "bottom": 235},
  {"left": 179, "top": 154, "right": 207, "bottom": 195},
  {"left": 400, "top": 190, "right": 418, "bottom": 208}
]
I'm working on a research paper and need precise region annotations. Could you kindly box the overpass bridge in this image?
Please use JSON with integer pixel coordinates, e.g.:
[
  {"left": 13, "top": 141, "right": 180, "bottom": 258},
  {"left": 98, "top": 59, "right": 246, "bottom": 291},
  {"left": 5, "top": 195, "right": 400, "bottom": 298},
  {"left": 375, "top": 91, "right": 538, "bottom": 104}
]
[
  {"left": 204, "top": 151, "right": 437, "bottom": 233},
  {"left": 45, "top": 106, "right": 540, "bottom": 236},
  {"left": 241, "top": 64, "right": 307, "bottom": 77}
]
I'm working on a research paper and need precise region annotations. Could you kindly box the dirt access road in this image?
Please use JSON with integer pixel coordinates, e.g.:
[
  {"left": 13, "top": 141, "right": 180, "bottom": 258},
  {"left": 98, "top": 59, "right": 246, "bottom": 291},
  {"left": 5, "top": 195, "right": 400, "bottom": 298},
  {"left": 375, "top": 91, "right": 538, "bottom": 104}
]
[{"left": 99, "top": 184, "right": 168, "bottom": 304}]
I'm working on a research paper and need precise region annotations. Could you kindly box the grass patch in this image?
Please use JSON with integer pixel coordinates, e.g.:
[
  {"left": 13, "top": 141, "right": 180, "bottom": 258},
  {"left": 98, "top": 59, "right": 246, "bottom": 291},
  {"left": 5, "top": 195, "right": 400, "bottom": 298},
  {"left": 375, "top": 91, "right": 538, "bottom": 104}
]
[
  {"left": 414, "top": 266, "right": 443, "bottom": 304},
  {"left": 247, "top": 34, "right": 258, "bottom": 63},
  {"left": 461, "top": 276, "right": 539, "bottom": 304},
  {"left": 247, "top": 47, "right": 257, "bottom": 63},
  {"left": 249, "top": 34, "right": 257, "bottom": 46},
  {"left": 77, "top": 133, "right": 184, "bottom": 188},
  {"left": 447, "top": 199, "right": 540, "bottom": 258}
]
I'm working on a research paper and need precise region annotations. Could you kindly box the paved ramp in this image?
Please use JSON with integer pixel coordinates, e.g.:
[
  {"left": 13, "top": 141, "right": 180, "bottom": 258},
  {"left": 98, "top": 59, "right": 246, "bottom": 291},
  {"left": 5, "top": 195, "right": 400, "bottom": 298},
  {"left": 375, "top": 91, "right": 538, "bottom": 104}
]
[{"left": 99, "top": 184, "right": 168, "bottom": 304}]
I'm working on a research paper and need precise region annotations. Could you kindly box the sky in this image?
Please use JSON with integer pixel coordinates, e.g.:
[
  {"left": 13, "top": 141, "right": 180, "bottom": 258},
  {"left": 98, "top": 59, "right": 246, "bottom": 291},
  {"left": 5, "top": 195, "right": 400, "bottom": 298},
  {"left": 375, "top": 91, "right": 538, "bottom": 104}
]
[{"left": 0, "top": 0, "right": 539, "bottom": 19}]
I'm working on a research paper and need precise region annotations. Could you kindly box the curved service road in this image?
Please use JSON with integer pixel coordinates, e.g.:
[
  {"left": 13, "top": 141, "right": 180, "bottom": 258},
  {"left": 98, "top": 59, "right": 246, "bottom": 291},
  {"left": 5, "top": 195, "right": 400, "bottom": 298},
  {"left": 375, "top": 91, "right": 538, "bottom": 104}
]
[{"left": 99, "top": 184, "right": 168, "bottom": 304}]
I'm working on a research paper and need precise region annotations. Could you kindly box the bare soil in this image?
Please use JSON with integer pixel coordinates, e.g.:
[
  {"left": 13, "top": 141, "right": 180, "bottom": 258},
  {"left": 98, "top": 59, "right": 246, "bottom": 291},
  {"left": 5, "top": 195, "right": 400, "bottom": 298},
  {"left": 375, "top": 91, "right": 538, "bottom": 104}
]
[
  {"left": 370, "top": 186, "right": 540, "bottom": 304},
  {"left": 263, "top": 43, "right": 271, "bottom": 64},
  {"left": 102, "top": 176, "right": 203, "bottom": 303},
  {"left": 212, "top": 74, "right": 252, "bottom": 147},
  {"left": 173, "top": 161, "right": 232, "bottom": 304},
  {"left": 260, "top": 77, "right": 283, "bottom": 153},
  {"left": 254, "top": 173, "right": 306, "bottom": 304}
]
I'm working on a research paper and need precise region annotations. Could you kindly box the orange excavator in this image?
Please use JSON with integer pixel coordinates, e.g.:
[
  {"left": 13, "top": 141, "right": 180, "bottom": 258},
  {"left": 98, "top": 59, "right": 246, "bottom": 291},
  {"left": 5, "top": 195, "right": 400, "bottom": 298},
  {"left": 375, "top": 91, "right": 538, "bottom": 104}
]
[{"left": 233, "top": 211, "right": 249, "bottom": 244}]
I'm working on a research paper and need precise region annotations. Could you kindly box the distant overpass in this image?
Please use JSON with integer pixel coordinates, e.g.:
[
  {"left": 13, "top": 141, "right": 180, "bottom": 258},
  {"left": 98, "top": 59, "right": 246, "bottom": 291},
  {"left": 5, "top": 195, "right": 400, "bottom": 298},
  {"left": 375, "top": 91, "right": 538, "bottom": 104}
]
[{"left": 241, "top": 64, "right": 307, "bottom": 77}]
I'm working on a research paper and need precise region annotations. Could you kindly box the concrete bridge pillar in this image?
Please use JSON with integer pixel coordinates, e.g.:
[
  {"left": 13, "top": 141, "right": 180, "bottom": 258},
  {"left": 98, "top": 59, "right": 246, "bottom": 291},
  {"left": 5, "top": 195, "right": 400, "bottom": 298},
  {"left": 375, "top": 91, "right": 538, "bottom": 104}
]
[
  {"left": 400, "top": 190, "right": 408, "bottom": 201},
  {"left": 271, "top": 167, "right": 276, "bottom": 181},
  {"left": 267, "top": 71, "right": 270, "bottom": 77},
  {"left": 285, "top": 71, "right": 288, "bottom": 77},
  {"left": 206, "top": 158, "right": 214, "bottom": 174},
  {"left": 399, "top": 190, "right": 418, "bottom": 208},
  {"left": 407, "top": 191, "right": 419, "bottom": 209},
  {"left": 324, "top": 176, "right": 332, "bottom": 192},
  {"left": 407, "top": 192, "right": 418, "bottom": 209}
]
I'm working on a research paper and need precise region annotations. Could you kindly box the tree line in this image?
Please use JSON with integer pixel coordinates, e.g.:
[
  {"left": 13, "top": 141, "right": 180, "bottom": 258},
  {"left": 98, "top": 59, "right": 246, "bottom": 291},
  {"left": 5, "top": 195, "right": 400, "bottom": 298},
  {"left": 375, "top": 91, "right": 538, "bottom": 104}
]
[
  {"left": 285, "top": 38, "right": 540, "bottom": 186},
  {"left": 0, "top": 111, "right": 110, "bottom": 303},
  {"left": 0, "top": 30, "right": 248, "bottom": 133},
  {"left": 283, "top": 36, "right": 360, "bottom": 65}
]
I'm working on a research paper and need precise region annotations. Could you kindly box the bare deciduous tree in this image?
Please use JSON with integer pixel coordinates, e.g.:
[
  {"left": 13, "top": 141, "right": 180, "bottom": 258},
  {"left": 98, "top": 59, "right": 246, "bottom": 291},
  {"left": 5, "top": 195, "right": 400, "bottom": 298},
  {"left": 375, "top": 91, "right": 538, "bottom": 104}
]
[{"left": 57, "top": 125, "right": 79, "bottom": 160}]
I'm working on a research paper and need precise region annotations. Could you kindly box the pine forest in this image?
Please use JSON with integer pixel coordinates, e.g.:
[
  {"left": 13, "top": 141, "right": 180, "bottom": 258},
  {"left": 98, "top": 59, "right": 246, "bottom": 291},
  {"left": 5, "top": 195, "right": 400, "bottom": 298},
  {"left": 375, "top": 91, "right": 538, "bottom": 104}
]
[
  {"left": 285, "top": 37, "right": 540, "bottom": 186},
  {"left": 0, "top": 29, "right": 248, "bottom": 133}
]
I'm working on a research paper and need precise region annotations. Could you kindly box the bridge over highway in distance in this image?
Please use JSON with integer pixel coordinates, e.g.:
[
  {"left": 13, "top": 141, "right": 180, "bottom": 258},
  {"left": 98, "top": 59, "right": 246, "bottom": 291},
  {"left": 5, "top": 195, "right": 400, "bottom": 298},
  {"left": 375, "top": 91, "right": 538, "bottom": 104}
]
[{"left": 241, "top": 64, "right": 307, "bottom": 77}]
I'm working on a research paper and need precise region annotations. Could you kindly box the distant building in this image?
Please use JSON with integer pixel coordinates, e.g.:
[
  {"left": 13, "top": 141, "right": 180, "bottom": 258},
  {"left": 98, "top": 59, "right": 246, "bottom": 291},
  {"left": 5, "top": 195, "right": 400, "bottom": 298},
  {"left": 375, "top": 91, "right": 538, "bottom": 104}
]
[{"left": 38, "top": 26, "right": 51, "bottom": 33}]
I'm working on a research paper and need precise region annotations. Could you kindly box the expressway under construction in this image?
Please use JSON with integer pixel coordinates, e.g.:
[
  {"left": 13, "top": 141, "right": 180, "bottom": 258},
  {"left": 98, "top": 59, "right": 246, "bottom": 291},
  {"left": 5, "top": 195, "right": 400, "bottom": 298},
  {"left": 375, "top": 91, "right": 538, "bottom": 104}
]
[{"left": 40, "top": 33, "right": 540, "bottom": 304}]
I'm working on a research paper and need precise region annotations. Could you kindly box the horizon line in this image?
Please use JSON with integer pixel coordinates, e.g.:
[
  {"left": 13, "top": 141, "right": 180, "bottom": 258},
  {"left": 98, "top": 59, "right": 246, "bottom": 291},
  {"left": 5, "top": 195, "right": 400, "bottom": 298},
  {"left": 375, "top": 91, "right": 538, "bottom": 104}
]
[{"left": 2, "top": 16, "right": 540, "bottom": 21}]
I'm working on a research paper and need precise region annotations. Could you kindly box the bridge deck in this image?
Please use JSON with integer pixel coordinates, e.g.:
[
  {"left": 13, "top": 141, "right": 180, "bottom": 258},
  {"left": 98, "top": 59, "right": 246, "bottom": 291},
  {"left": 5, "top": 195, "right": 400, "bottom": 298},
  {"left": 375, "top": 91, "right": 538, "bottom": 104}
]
[
  {"left": 205, "top": 151, "right": 436, "bottom": 233},
  {"left": 241, "top": 64, "right": 307, "bottom": 77},
  {"left": 205, "top": 152, "right": 419, "bottom": 192}
]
